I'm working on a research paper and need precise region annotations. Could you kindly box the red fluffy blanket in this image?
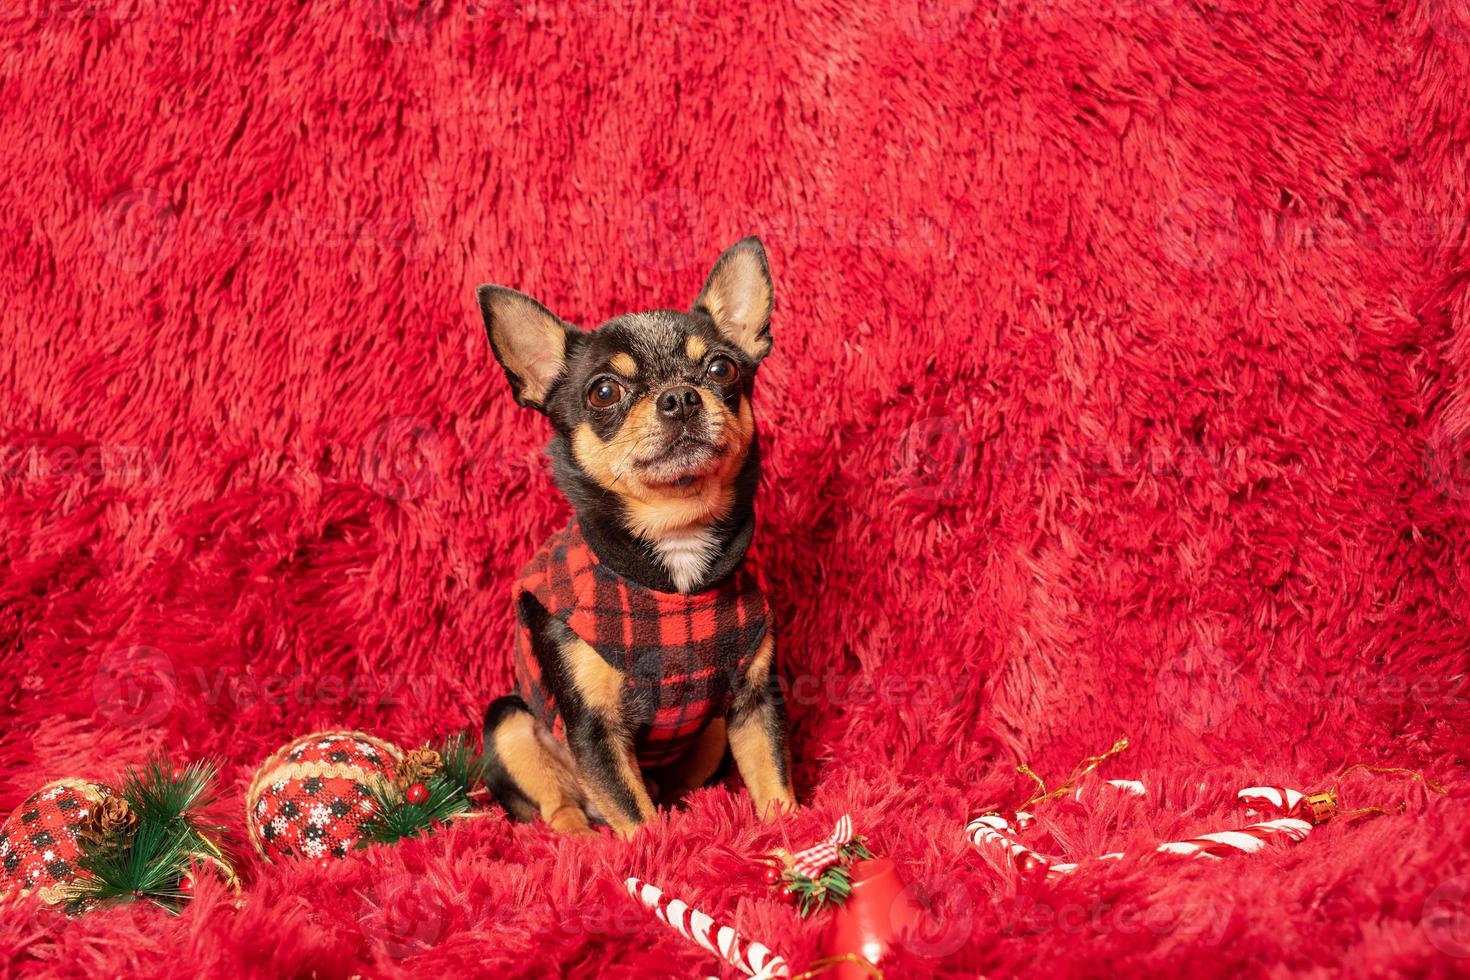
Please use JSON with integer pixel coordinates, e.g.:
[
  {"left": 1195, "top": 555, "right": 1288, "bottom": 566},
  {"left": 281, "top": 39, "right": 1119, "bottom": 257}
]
[{"left": 2, "top": 0, "right": 1468, "bottom": 975}]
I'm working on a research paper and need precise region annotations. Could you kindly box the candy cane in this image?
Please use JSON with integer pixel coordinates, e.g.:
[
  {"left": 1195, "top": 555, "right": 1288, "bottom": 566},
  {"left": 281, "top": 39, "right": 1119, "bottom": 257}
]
[
  {"left": 970, "top": 783, "right": 1315, "bottom": 880},
  {"left": 1238, "top": 786, "right": 1305, "bottom": 815},
  {"left": 966, "top": 814, "right": 1064, "bottom": 874},
  {"left": 1153, "top": 816, "right": 1313, "bottom": 859},
  {"left": 969, "top": 778, "right": 1145, "bottom": 875},
  {"left": 625, "top": 877, "right": 790, "bottom": 979}
]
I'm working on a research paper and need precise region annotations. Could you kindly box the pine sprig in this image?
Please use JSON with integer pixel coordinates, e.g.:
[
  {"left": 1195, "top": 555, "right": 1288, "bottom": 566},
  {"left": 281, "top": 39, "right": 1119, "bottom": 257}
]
[
  {"left": 68, "top": 755, "right": 235, "bottom": 914},
  {"left": 781, "top": 835, "right": 875, "bottom": 918},
  {"left": 123, "top": 756, "right": 218, "bottom": 823},
  {"left": 436, "top": 730, "right": 487, "bottom": 793},
  {"left": 355, "top": 730, "right": 484, "bottom": 847}
]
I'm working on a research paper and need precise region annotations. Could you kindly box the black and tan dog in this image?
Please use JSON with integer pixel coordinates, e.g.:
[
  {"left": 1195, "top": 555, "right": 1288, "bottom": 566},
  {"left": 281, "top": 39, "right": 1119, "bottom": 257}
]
[{"left": 477, "top": 238, "right": 796, "bottom": 836}]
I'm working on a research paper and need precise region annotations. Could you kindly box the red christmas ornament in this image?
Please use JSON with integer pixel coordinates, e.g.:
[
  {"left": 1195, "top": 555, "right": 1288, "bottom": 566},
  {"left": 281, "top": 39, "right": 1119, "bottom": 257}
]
[
  {"left": 0, "top": 780, "right": 111, "bottom": 906},
  {"left": 763, "top": 865, "right": 782, "bottom": 887},
  {"left": 178, "top": 875, "right": 194, "bottom": 894},
  {"left": 405, "top": 783, "right": 429, "bottom": 805},
  {"left": 246, "top": 731, "right": 403, "bottom": 863},
  {"left": 1017, "top": 852, "right": 1047, "bottom": 875}
]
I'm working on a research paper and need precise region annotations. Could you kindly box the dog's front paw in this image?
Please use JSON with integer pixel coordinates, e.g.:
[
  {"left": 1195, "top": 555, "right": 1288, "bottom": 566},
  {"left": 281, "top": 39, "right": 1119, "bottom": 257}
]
[
  {"left": 758, "top": 793, "right": 798, "bottom": 820},
  {"left": 547, "top": 804, "right": 597, "bottom": 837}
]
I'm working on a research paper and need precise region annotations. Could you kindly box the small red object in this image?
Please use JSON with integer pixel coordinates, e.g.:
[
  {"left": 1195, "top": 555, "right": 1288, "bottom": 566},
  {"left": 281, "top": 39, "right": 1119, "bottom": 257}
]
[
  {"left": 1017, "top": 852, "right": 1047, "bottom": 875},
  {"left": 406, "top": 782, "right": 429, "bottom": 805},
  {"left": 824, "top": 858, "right": 924, "bottom": 979},
  {"left": 317, "top": 857, "right": 333, "bottom": 870},
  {"left": 763, "top": 865, "right": 782, "bottom": 887},
  {"left": 178, "top": 875, "right": 194, "bottom": 894}
]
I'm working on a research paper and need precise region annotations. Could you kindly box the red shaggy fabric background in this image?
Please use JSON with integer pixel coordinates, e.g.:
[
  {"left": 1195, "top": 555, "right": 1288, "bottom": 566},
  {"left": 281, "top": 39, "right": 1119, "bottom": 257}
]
[{"left": 3, "top": 0, "right": 1470, "bottom": 975}]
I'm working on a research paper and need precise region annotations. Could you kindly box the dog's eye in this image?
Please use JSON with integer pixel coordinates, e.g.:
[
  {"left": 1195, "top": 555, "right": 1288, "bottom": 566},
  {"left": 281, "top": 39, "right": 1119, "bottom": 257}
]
[
  {"left": 705, "top": 356, "right": 739, "bottom": 384},
  {"left": 586, "top": 379, "right": 624, "bottom": 408}
]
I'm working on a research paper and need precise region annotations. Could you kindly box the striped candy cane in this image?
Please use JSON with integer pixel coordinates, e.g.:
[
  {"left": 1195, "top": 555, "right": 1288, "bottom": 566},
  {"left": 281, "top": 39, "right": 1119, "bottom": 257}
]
[
  {"left": 1238, "top": 786, "right": 1305, "bottom": 815},
  {"left": 965, "top": 813, "right": 1061, "bottom": 874},
  {"left": 1240, "top": 783, "right": 1343, "bottom": 825},
  {"left": 625, "top": 877, "right": 790, "bottom": 979},
  {"left": 969, "top": 778, "right": 1146, "bottom": 876},
  {"left": 970, "top": 782, "right": 1315, "bottom": 879},
  {"left": 1051, "top": 815, "right": 1311, "bottom": 873},
  {"left": 1153, "top": 816, "right": 1313, "bottom": 859}
]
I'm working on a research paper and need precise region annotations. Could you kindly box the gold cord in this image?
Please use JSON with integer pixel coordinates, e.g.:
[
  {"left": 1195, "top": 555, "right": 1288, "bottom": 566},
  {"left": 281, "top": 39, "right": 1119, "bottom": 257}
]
[
  {"left": 1328, "top": 764, "right": 1448, "bottom": 820},
  {"left": 788, "top": 953, "right": 883, "bottom": 979},
  {"left": 1019, "top": 737, "right": 1130, "bottom": 811}
]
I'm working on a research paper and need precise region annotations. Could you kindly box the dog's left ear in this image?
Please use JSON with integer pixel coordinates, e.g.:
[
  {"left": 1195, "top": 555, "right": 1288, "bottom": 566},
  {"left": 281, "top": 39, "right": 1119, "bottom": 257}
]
[{"left": 692, "top": 237, "right": 773, "bottom": 364}]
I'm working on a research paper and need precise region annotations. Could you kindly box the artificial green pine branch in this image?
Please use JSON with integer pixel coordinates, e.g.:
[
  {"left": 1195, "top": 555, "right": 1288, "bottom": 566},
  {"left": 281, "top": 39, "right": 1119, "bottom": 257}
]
[
  {"left": 782, "top": 834, "right": 874, "bottom": 918},
  {"left": 356, "top": 730, "right": 485, "bottom": 847},
  {"left": 69, "top": 755, "right": 235, "bottom": 914},
  {"left": 436, "top": 729, "right": 487, "bottom": 794}
]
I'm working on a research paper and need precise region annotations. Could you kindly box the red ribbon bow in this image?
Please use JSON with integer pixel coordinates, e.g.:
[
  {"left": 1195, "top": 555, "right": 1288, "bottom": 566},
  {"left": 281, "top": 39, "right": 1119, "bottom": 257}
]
[{"left": 791, "top": 815, "right": 854, "bottom": 879}]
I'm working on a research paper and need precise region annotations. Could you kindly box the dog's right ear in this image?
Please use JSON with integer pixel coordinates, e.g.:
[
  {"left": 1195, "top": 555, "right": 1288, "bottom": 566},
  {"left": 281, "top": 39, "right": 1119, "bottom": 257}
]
[{"left": 477, "top": 285, "right": 576, "bottom": 411}]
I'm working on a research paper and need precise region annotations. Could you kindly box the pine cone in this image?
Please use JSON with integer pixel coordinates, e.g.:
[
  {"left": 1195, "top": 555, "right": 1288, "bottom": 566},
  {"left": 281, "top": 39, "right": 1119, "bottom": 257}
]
[
  {"left": 395, "top": 748, "right": 444, "bottom": 789},
  {"left": 76, "top": 796, "right": 138, "bottom": 849}
]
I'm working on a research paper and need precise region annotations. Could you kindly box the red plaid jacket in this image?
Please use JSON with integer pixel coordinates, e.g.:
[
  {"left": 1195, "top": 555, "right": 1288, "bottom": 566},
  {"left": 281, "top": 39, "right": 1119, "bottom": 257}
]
[{"left": 514, "top": 521, "right": 771, "bottom": 768}]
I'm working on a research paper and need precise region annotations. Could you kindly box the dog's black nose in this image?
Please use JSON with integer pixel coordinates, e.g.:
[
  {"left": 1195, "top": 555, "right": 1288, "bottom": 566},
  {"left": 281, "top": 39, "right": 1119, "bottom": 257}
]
[{"left": 656, "top": 385, "right": 702, "bottom": 420}]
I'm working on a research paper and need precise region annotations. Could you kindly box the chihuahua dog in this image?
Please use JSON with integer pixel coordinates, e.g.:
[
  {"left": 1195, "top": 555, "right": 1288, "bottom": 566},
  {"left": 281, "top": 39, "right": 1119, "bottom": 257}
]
[{"left": 477, "top": 238, "right": 796, "bottom": 836}]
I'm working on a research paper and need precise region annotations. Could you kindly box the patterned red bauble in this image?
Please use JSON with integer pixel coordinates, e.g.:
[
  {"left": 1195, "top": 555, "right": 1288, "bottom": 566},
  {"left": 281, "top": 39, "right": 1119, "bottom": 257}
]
[
  {"left": 246, "top": 731, "right": 402, "bottom": 863},
  {"left": 0, "top": 779, "right": 110, "bottom": 905}
]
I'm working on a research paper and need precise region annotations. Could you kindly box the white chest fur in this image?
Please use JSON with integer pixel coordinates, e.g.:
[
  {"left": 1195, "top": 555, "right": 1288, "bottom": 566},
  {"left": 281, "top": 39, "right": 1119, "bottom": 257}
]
[{"left": 650, "top": 527, "right": 720, "bottom": 593}]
